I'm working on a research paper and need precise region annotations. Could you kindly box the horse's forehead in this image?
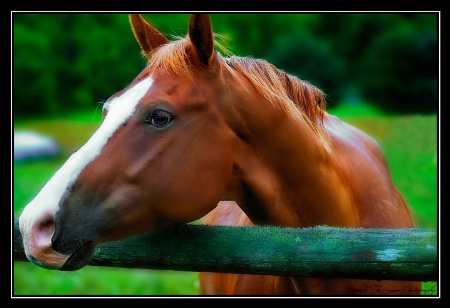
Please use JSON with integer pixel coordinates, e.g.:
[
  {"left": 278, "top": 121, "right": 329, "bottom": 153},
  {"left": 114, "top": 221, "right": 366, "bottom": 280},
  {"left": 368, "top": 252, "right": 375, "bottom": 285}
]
[
  {"left": 137, "top": 71, "right": 216, "bottom": 109},
  {"left": 111, "top": 67, "right": 223, "bottom": 114},
  {"left": 108, "top": 67, "right": 152, "bottom": 101},
  {"left": 104, "top": 75, "right": 152, "bottom": 113},
  {"left": 149, "top": 76, "right": 204, "bottom": 98}
]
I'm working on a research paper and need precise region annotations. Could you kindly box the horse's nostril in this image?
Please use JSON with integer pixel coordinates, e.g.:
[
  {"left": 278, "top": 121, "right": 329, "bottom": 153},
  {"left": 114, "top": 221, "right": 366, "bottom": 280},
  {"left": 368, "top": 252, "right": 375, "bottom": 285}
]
[
  {"left": 39, "top": 220, "right": 53, "bottom": 232},
  {"left": 36, "top": 216, "right": 55, "bottom": 241}
]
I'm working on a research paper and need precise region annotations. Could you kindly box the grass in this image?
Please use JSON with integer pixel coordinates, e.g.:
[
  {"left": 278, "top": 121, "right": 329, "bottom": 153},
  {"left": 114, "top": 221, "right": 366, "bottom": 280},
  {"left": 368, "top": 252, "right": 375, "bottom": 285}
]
[
  {"left": 13, "top": 263, "right": 199, "bottom": 296},
  {"left": 13, "top": 106, "right": 438, "bottom": 296}
]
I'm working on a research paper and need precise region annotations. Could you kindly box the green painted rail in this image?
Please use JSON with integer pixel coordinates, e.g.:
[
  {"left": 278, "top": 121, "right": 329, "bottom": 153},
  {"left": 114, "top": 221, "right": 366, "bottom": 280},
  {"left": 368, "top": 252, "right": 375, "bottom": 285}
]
[{"left": 13, "top": 218, "right": 437, "bottom": 281}]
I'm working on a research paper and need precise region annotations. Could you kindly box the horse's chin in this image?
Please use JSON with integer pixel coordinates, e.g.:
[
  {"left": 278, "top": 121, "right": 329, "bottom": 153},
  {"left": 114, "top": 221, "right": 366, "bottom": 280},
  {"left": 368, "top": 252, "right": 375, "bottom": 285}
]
[{"left": 59, "top": 241, "right": 96, "bottom": 271}]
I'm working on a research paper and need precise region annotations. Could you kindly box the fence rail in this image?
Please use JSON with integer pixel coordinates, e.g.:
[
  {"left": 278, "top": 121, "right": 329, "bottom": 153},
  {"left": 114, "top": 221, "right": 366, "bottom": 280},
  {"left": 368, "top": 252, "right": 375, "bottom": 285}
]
[{"left": 13, "top": 218, "right": 437, "bottom": 281}]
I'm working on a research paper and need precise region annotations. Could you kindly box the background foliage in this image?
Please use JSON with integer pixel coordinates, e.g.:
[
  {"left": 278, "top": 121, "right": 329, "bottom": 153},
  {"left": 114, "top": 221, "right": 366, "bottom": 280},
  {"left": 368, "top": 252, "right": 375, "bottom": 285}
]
[{"left": 13, "top": 13, "right": 438, "bottom": 117}]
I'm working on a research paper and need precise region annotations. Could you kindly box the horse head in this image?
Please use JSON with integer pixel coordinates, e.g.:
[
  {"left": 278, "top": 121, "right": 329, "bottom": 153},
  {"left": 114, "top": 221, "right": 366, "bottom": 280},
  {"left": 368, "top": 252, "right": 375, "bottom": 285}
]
[{"left": 19, "top": 14, "right": 240, "bottom": 271}]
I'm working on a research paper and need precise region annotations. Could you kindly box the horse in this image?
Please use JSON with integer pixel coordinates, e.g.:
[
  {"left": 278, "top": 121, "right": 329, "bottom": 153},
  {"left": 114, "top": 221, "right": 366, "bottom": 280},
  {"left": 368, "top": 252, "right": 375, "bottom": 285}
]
[{"left": 18, "top": 14, "right": 421, "bottom": 296}]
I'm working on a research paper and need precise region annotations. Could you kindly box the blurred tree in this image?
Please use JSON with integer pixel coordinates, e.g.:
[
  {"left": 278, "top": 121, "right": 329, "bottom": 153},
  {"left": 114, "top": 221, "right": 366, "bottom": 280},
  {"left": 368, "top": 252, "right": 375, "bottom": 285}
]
[
  {"left": 13, "top": 13, "right": 438, "bottom": 117},
  {"left": 266, "top": 31, "right": 346, "bottom": 107},
  {"left": 13, "top": 14, "right": 144, "bottom": 117},
  {"left": 359, "top": 21, "right": 438, "bottom": 113},
  {"left": 300, "top": 13, "right": 438, "bottom": 113},
  {"left": 14, "top": 14, "right": 63, "bottom": 115}
]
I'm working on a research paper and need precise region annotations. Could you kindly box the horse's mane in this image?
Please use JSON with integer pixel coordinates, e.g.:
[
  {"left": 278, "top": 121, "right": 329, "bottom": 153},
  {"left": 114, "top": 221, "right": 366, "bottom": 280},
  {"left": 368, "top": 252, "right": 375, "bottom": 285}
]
[
  {"left": 145, "top": 36, "right": 330, "bottom": 147},
  {"left": 224, "top": 56, "right": 329, "bottom": 145}
]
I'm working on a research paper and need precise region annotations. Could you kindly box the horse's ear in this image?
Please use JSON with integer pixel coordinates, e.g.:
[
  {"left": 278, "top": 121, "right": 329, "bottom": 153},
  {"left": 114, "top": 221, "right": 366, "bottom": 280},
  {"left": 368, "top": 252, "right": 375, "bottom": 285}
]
[
  {"left": 129, "top": 14, "right": 169, "bottom": 57},
  {"left": 188, "top": 14, "right": 215, "bottom": 66}
]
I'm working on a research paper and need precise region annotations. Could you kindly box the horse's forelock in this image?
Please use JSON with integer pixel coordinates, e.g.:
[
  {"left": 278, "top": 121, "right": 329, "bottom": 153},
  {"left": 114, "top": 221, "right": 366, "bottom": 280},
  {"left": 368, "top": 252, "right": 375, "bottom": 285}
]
[
  {"left": 145, "top": 38, "right": 193, "bottom": 77},
  {"left": 144, "top": 34, "right": 227, "bottom": 78}
]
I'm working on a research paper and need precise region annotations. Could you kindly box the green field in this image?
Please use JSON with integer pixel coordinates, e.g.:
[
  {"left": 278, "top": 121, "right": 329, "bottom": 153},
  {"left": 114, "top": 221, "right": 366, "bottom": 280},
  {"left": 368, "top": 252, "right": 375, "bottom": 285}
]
[{"left": 13, "top": 108, "right": 438, "bottom": 296}]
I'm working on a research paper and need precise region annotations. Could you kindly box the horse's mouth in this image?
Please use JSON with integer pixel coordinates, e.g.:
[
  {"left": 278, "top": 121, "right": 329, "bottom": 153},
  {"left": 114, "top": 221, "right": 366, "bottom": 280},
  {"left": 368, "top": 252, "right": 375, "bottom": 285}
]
[{"left": 59, "top": 241, "right": 96, "bottom": 271}]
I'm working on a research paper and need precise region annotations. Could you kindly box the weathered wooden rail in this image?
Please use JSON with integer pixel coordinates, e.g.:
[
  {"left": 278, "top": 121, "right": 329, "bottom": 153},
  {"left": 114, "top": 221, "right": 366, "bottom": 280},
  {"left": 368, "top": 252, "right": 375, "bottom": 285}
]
[{"left": 13, "top": 218, "right": 437, "bottom": 281}]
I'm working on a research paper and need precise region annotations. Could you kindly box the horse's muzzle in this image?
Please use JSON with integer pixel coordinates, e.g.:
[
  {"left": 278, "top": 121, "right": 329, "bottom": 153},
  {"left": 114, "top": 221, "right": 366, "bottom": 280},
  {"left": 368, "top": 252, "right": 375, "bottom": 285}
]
[{"left": 58, "top": 240, "right": 96, "bottom": 271}]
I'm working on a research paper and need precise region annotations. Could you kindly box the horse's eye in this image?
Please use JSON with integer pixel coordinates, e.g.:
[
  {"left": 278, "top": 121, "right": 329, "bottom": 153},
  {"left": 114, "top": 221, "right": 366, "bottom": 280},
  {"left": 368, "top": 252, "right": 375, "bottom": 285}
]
[{"left": 144, "top": 110, "right": 175, "bottom": 128}]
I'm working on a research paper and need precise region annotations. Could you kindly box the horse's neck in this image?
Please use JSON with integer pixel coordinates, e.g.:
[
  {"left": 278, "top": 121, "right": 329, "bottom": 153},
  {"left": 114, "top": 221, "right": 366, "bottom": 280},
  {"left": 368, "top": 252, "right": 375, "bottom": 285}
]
[{"left": 225, "top": 110, "right": 358, "bottom": 228}]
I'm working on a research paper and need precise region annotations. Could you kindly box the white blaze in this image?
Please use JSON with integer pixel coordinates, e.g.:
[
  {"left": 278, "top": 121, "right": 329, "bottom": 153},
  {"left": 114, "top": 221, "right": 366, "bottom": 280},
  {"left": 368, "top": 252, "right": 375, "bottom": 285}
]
[{"left": 19, "top": 76, "right": 153, "bottom": 262}]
